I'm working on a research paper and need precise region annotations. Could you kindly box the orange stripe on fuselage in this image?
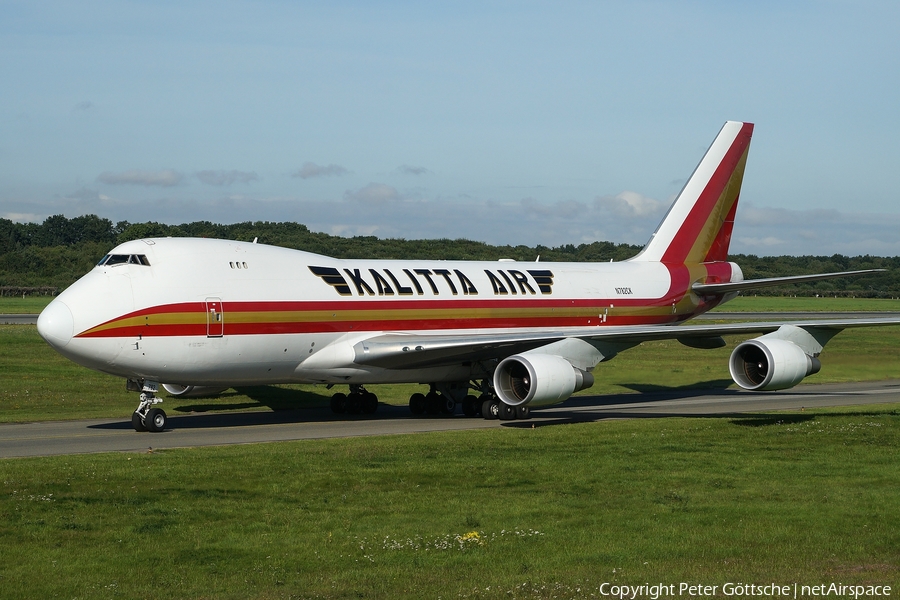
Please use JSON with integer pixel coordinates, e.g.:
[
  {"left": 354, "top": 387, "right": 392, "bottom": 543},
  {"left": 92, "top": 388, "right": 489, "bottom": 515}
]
[{"left": 75, "top": 294, "right": 718, "bottom": 338}]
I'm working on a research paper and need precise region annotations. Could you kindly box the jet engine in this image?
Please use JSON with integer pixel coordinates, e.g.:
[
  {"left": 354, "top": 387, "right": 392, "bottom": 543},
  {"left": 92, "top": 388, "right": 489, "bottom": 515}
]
[
  {"left": 493, "top": 353, "right": 594, "bottom": 407},
  {"left": 728, "top": 338, "right": 821, "bottom": 391},
  {"left": 161, "top": 383, "right": 229, "bottom": 398}
]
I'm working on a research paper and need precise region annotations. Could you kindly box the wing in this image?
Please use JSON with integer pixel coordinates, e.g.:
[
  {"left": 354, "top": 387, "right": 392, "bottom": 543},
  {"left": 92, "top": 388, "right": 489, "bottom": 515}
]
[{"left": 352, "top": 317, "right": 900, "bottom": 369}]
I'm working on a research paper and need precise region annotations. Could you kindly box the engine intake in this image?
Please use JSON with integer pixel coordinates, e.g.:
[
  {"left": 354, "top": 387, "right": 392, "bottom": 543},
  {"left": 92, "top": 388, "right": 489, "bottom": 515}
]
[
  {"left": 494, "top": 353, "right": 594, "bottom": 407},
  {"left": 729, "top": 338, "right": 821, "bottom": 391}
]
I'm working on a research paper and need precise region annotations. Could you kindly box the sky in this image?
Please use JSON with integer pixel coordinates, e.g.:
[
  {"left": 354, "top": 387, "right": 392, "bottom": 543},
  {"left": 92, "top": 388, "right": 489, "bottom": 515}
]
[{"left": 2, "top": 1, "right": 899, "bottom": 256}]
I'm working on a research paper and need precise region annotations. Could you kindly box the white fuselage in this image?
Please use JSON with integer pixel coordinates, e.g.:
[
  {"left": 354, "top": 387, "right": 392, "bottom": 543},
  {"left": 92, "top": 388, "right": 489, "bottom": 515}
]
[{"left": 37, "top": 237, "right": 736, "bottom": 387}]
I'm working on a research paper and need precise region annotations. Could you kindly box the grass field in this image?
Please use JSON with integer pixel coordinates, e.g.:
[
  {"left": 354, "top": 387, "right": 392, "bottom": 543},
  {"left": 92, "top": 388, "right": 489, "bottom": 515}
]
[
  {"left": 0, "top": 295, "right": 53, "bottom": 313},
  {"left": 1, "top": 405, "right": 898, "bottom": 598},
  {"left": 2, "top": 298, "right": 900, "bottom": 598},
  {"left": 710, "top": 296, "right": 900, "bottom": 312}
]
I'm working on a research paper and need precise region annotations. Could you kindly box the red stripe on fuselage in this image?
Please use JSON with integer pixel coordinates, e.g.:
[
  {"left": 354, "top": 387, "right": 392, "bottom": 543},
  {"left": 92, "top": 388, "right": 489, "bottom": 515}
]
[{"left": 76, "top": 263, "right": 734, "bottom": 338}]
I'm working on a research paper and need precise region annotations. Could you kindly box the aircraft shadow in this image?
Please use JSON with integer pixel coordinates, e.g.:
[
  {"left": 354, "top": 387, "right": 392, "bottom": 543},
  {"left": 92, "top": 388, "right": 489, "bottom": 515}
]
[
  {"left": 171, "top": 385, "right": 330, "bottom": 413},
  {"left": 89, "top": 379, "right": 889, "bottom": 432}
]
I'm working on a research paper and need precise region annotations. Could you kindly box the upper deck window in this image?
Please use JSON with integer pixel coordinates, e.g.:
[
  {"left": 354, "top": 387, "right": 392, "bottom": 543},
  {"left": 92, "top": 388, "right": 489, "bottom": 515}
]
[{"left": 98, "top": 254, "right": 150, "bottom": 266}]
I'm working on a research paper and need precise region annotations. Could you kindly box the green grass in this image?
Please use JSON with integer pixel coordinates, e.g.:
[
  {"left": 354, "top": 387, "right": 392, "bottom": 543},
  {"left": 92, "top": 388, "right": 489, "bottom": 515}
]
[
  {"left": 711, "top": 296, "right": 900, "bottom": 312},
  {"left": 3, "top": 297, "right": 900, "bottom": 598},
  {"left": 1, "top": 406, "right": 898, "bottom": 598},
  {"left": 0, "top": 295, "right": 53, "bottom": 313},
  {"left": 3, "top": 322, "right": 900, "bottom": 423}
]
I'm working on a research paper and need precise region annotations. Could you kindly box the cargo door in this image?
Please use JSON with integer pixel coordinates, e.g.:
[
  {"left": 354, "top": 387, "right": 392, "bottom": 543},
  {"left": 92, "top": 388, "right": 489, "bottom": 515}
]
[{"left": 206, "top": 298, "right": 224, "bottom": 337}]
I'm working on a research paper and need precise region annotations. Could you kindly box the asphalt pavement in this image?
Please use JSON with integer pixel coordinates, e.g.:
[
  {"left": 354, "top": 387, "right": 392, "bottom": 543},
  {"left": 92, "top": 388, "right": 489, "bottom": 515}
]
[{"left": 3, "top": 380, "right": 898, "bottom": 458}]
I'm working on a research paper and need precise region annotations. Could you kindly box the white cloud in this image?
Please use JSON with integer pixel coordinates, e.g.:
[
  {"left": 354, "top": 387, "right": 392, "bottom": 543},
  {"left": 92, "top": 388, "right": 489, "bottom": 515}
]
[
  {"left": 292, "top": 162, "right": 349, "bottom": 179},
  {"left": 594, "top": 191, "right": 666, "bottom": 219},
  {"left": 196, "top": 170, "right": 259, "bottom": 186},
  {"left": 520, "top": 197, "right": 586, "bottom": 219},
  {"left": 396, "top": 165, "right": 430, "bottom": 175},
  {"left": 1, "top": 212, "right": 43, "bottom": 223},
  {"left": 730, "top": 204, "right": 900, "bottom": 256},
  {"left": 344, "top": 182, "right": 401, "bottom": 205},
  {"left": 97, "top": 169, "right": 183, "bottom": 187}
]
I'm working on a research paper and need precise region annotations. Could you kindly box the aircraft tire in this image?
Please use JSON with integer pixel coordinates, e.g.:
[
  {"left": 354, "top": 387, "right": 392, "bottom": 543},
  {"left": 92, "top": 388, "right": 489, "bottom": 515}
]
[
  {"left": 515, "top": 405, "right": 531, "bottom": 420},
  {"left": 146, "top": 408, "right": 167, "bottom": 432},
  {"left": 330, "top": 393, "right": 347, "bottom": 414},
  {"left": 345, "top": 393, "right": 363, "bottom": 414},
  {"left": 481, "top": 398, "right": 499, "bottom": 419},
  {"left": 498, "top": 402, "right": 516, "bottom": 421},
  {"left": 425, "top": 392, "right": 442, "bottom": 415},
  {"left": 409, "top": 393, "right": 426, "bottom": 415},
  {"left": 461, "top": 395, "right": 479, "bottom": 417},
  {"left": 362, "top": 392, "right": 378, "bottom": 414},
  {"left": 440, "top": 396, "right": 455, "bottom": 415},
  {"left": 132, "top": 411, "right": 147, "bottom": 432}
]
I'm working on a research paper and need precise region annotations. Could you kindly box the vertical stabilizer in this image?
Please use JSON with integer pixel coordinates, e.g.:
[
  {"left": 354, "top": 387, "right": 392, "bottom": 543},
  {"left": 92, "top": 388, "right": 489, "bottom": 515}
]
[{"left": 631, "top": 121, "right": 753, "bottom": 264}]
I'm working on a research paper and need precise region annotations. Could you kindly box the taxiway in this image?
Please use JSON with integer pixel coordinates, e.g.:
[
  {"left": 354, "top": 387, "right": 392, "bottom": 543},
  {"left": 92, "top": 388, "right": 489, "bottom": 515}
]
[{"left": 2, "top": 380, "right": 898, "bottom": 458}]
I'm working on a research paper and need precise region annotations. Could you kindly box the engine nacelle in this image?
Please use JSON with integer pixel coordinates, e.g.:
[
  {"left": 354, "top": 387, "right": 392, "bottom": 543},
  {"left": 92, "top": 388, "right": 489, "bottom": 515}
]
[
  {"left": 161, "top": 383, "right": 229, "bottom": 398},
  {"left": 729, "top": 338, "right": 821, "bottom": 391},
  {"left": 494, "top": 353, "right": 594, "bottom": 407}
]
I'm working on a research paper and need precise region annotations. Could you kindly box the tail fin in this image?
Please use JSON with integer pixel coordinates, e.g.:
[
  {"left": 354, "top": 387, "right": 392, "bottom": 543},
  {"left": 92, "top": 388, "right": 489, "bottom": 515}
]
[{"left": 631, "top": 121, "right": 753, "bottom": 264}]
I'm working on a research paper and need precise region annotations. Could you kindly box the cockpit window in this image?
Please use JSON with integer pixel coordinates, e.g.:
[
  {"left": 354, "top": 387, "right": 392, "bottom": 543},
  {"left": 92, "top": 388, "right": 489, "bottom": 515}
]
[{"left": 98, "top": 254, "right": 150, "bottom": 266}]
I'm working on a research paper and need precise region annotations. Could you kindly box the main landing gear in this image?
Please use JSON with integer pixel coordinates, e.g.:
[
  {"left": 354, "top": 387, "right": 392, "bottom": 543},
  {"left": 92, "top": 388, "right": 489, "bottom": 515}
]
[
  {"left": 408, "top": 381, "right": 532, "bottom": 421},
  {"left": 325, "top": 380, "right": 533, "bottom": 421},
  {"left": 128, "top": 379, "right": 167, "bottom": 433},
  {"left": 329, "top": 385, "right": 379, "bottom": 415}
]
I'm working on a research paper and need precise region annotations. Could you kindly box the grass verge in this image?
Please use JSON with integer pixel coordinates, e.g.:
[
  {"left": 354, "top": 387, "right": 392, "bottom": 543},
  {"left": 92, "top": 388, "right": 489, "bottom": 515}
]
[{"left": 1, "top": 405, "right": 898, "bottom": 598}]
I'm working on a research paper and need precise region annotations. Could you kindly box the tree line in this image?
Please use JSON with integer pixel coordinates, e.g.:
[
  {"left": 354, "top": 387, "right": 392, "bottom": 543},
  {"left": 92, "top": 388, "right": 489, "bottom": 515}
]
[{"left": 2, "top": 214, "right": 899, "bottom": 297}]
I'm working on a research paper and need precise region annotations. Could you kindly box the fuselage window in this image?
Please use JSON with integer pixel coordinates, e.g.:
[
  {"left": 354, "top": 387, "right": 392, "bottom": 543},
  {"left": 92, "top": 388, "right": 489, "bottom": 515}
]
[
  {"left": 242, "top": 262, "right": 248, "bottom": 269},
  {"left": 229, "top": 262, "right": 235, "bottom": 269}
]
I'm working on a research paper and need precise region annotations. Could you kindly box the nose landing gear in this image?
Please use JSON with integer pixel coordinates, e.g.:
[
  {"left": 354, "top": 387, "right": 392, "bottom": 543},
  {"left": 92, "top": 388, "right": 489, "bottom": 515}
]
[{"left": 129, "top": 379, "right": 167, "bottom": 432}]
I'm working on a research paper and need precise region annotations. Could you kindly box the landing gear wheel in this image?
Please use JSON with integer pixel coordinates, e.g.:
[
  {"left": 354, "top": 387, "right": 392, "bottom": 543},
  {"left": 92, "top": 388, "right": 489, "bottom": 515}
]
[
  {"left": 425, "top": 392, "right": 442, "bottom": 415},
  {"left": 145, "top": 408, "right": 167, "bottom": 432},
  {"left": 131, "top": 411, "right": 146, "bottom": 432},
  {"left": 462, "top": 395, "right": 479, "bottom": 417},
  {"left": 515, "top": 405, "right": 531, "bottom": 420},
  {"left": 481, "top": 397, "right": 500, "bottom": 419},
  {"left": 361, "top": 392, "right": 378, "bottom": 414},
  {"left": 345, "top": 393, "right": 363, "bottom": 414},
  {"left": 498, "top": 402, "right": 516, "bottom": 421},
  {"left": 440, "top": 396, "right": 456, "bottom": 415},
  {"left": 409, "top": 393, "right": 426, "bottom": 415},
  {"left": 330, "top": 392, "right": 347, "bottom": 414}
]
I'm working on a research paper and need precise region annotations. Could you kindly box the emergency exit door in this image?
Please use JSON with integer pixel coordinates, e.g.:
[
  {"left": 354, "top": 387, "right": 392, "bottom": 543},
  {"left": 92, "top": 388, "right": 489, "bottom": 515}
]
[{"left": 206, "top": 298, "right": 224, "bottom": 337}]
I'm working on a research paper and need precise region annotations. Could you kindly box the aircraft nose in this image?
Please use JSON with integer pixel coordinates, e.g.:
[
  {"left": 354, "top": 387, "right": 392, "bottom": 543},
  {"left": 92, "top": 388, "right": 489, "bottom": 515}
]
[{"left": 37, "top": 299, "right": 74, "bottom": 348}]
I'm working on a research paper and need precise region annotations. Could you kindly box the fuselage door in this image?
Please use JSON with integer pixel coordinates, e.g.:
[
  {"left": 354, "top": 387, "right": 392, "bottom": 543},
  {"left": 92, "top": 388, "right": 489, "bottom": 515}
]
[{"left": 206, "top": 298, "right": 224, "bottom": 337}]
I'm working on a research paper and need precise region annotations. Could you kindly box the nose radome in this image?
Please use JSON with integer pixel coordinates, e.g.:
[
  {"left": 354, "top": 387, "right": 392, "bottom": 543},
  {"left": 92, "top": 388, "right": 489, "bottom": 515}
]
[{"left": 37, "top": 299, "right": 74, "bottom": 348}]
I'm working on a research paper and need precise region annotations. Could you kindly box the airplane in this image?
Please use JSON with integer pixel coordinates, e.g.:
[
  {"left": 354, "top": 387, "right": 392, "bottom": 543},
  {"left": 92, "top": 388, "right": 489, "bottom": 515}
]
[{"left": 36, "top": 121, "right": 897, "bottom": 432}]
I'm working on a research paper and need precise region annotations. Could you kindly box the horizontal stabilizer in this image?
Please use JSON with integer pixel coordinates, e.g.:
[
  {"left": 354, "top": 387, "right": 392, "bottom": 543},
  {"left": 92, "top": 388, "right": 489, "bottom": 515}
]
[{"left": 692, "top": 269, "right": 885, "bottom": 295}]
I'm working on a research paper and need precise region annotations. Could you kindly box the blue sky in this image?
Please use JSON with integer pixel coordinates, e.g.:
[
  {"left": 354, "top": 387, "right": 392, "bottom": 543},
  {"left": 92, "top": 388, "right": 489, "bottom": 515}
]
[{"left": 2, "top": 1, "right": 898, "bottom": 255}]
